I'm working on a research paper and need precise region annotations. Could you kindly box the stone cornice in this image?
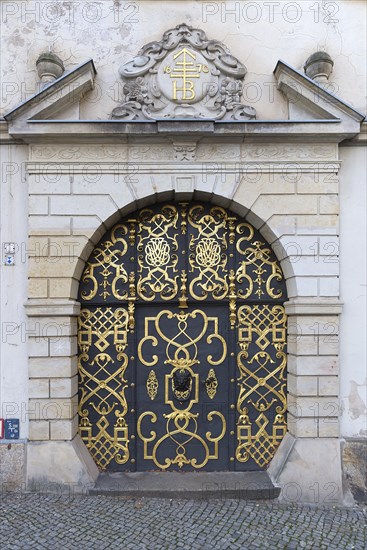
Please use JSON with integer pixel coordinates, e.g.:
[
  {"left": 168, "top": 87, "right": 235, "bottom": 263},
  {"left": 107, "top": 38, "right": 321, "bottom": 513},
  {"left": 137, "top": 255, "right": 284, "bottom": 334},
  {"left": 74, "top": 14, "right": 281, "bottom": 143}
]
[
  {"left": 0, "top": 119, "right": 23, "bottom": 144},
  {"left": 25, "top": 299, "right": 81, "bottom": 317},
  {"left": 24, "top": 298, "right": 343, "bottom": 317},
  {"left": 25, "top": 162, "right": 341, "bottom": 175},
  {"left": 6, "top": 119, "right": 359, "bottom": 144},
  {"left": 340, "top": 121, "right": 367, "bottom": 146},
  {"left": 284, "top": 299, "right": 343, "bottom": 316}
]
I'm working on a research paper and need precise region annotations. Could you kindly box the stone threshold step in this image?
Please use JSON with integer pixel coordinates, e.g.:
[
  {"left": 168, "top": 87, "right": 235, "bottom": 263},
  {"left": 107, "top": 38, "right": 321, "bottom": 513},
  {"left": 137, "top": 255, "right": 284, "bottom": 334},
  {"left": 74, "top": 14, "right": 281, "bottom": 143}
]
[{"left": 89, "top": 471, "right": 280, "bottom": 500}]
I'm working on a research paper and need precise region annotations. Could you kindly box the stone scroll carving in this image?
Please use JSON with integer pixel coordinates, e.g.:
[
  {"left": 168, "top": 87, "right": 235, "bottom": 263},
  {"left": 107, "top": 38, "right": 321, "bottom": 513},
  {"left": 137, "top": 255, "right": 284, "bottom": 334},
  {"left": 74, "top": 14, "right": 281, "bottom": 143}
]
[{"left": 111, "top": 23, "right": 256, "bottom": 121}]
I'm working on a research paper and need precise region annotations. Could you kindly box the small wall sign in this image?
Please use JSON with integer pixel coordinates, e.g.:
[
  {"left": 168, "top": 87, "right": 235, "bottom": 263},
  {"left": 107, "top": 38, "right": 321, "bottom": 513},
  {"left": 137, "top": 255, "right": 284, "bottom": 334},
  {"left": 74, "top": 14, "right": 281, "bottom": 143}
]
[
  {"left": 0, "top": 418, "right": 4, "bottom": 438},
  {"left": 3, "top": 243, "right": 16, "bottom": 266},
  {"left": 4, "top": 419, "right": 20, "bottom": 439},
  {"left": 3, "top": 254, "right": 15, "bottom": 266}
]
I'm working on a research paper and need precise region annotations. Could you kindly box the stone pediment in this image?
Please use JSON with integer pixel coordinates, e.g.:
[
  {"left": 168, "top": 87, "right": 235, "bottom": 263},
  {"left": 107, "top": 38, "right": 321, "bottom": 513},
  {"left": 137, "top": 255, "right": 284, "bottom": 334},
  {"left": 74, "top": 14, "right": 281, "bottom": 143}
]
[
  {"left": 274, "top": 61, "right": 365, "bottom": 124},
  {"left": 3, "top": 23, "right": 365, "bottom": 143},
  {"left": 111, "top": 23, "right": 257, "bottom": 121},
  {"left": 4, "top": 60, "right": 96, "bottom": 123}
]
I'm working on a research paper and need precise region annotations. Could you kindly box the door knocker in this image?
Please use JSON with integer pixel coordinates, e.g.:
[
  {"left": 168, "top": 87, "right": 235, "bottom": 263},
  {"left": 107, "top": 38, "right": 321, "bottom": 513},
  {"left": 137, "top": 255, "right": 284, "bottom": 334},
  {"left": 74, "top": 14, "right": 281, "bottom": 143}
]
[{"left": 172, "top": 368, "right": 192, "bottom": 401}]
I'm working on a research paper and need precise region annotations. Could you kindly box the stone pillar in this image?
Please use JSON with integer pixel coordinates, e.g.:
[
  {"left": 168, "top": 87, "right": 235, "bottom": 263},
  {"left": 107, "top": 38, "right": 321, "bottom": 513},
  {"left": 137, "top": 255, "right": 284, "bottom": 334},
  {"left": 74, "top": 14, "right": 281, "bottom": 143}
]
[
  {"left": 269, "top": 298, "right": 345, "bottom": 504},
  {"left": 25, "top": 299, "right": 98, "bottom": 491}
]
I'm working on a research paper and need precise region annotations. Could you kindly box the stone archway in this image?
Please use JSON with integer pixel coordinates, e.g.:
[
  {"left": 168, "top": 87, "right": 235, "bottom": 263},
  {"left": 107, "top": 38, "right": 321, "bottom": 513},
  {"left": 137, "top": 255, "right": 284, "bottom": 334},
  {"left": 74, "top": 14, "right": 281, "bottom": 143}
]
[{"left": 77, "top": 201, "right": 288, "bottom": 473}]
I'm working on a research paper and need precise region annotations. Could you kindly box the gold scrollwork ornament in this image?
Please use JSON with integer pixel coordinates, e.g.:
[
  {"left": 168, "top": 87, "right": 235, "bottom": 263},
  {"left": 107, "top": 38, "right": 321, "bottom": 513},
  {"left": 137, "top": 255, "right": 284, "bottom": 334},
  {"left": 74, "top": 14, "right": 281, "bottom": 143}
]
[
  {"left": 146, "top": 370, "right": 159, "bottom": 400},
  {"left": 137, "top": 308, "right": 227, "bottom": 469},
  {"left": 205, "top": 369, "right": 218, "bottom": 399}
]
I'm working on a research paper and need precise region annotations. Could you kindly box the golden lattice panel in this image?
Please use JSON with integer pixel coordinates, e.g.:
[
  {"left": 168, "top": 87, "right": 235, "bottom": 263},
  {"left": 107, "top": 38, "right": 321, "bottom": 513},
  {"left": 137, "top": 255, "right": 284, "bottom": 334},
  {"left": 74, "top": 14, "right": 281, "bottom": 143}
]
[
  {"left": 236, "top": 304, "right": 287, "bottom": 467},
  {"left": 78, "top": 307, "right": 130, "bottom": 470}
]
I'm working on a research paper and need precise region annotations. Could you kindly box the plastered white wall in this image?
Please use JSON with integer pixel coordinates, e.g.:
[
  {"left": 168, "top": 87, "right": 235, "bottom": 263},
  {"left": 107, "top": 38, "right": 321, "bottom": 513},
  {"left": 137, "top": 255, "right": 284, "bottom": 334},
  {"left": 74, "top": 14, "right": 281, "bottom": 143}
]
[
  {"left": 339, "top": 145, "right": 367, "bottom": 439},
  {"left": 1, "top": 0, "right": 366, "bottom": 120},
  {"left": 0, "top": 143, "right": 29, "bottom": 438}
]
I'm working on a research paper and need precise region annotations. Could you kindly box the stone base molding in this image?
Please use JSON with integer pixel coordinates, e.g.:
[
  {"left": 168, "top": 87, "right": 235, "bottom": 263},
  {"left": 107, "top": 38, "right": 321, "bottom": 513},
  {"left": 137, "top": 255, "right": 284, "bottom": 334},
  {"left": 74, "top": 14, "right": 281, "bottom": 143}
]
[
  {"left": 268, "top": 434, "right": 348, "bottom": 505},
  {"left": 27, "top": 436, "right": 99, "bottom": 493}
]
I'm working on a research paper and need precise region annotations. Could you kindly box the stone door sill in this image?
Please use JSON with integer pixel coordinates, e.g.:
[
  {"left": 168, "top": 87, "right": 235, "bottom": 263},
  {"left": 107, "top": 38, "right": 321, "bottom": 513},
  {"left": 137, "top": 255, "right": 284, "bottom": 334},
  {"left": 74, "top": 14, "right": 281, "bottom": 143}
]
[{"left": 89, "top": 471, "right": 280, "bottom": 500}]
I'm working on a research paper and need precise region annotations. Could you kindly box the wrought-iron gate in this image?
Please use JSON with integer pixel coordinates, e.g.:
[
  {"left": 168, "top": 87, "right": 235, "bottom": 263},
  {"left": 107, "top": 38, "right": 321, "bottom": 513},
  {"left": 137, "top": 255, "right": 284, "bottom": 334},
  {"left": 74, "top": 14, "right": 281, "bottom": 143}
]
[{"left": 78, "top": 203, "right": 287, "bottom": 472}]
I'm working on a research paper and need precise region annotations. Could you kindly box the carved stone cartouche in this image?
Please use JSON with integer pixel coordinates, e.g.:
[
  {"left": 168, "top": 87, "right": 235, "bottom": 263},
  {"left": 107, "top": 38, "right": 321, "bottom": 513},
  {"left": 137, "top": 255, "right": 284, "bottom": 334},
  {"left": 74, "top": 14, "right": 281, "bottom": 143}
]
[{"left": 111, "top": 23, "right": 256, "bottom": 121}]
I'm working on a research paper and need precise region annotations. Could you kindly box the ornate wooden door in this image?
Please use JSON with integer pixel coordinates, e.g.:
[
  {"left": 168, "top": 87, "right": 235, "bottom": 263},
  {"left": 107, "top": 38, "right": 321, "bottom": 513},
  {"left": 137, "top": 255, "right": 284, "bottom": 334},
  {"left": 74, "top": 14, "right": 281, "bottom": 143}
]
[{"left": 78, "top": 203, "right": 287, "bottom": 472}]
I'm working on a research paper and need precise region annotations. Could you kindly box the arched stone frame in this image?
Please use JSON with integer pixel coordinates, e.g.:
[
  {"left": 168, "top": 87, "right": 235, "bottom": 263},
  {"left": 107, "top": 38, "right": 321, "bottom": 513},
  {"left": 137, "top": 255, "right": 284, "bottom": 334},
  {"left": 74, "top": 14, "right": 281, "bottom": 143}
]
[
  {"left": 76, "top": 197, "right": 289, "bottom": 474},
  {"left": 24, "top": 145, "right": 343, "bottom": 502}
]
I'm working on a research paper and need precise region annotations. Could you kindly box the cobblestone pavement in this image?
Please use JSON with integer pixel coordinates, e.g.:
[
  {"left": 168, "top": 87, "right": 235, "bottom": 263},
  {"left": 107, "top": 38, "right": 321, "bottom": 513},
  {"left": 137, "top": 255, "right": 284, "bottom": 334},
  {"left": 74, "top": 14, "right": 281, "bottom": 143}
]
[{"left": 0, "top": 494, "right": 366, "bottom": 550}]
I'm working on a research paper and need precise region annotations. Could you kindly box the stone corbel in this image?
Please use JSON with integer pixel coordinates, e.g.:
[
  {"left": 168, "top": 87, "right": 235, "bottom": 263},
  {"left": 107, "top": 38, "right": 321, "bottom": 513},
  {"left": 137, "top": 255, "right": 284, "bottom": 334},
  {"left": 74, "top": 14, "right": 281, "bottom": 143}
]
[{"left": 173, "top": 141, "right": 197, "bottom": 161}]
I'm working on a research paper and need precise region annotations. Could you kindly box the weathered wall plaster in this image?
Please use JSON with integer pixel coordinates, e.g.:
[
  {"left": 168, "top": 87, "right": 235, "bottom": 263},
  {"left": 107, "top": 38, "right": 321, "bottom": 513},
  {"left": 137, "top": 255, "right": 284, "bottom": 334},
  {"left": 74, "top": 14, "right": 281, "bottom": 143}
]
[
  {"left": 0, "top": 143, "right": 29, "bottom": 439},
  {"left": 1, "top": 1, "right": 366, "bottom": 119},
  {"left": 339, "top": 145, "right": 367, "bottom": 440}
]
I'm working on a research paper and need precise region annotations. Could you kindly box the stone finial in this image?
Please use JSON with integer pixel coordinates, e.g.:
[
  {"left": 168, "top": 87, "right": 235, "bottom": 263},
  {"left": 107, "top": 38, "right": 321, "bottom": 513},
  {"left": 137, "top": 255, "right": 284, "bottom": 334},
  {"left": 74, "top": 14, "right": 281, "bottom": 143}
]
[
  {"left": 304, "top": 51, "right": 334, "bottom": 83},
  {"left": 36, "top": 52, "right": 65, "bottom": 86}
]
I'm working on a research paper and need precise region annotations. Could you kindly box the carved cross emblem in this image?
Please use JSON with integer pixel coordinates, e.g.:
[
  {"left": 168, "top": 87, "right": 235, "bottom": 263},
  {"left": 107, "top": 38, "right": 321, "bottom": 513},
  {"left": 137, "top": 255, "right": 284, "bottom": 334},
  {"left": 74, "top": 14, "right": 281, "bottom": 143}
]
[{"left": 111, "top": 23, "right": 256, "bottom": 121}]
